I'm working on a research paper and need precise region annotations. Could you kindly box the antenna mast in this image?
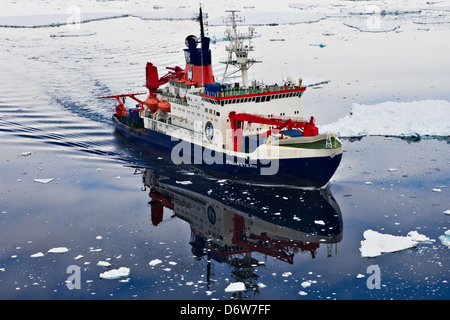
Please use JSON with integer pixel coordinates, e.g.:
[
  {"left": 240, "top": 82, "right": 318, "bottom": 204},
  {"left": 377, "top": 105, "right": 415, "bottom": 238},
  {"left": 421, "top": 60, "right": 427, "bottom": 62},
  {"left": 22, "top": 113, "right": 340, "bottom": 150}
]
[{"left": 221, "top": 10, "right": 261, "bottom": 88}]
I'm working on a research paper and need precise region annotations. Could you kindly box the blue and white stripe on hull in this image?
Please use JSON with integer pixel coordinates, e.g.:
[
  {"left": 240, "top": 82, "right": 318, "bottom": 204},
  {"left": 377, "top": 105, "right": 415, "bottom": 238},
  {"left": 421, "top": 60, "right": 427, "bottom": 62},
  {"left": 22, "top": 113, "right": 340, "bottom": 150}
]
[{"left": 112, "top": 115, "right": 342, "bottom": 188}]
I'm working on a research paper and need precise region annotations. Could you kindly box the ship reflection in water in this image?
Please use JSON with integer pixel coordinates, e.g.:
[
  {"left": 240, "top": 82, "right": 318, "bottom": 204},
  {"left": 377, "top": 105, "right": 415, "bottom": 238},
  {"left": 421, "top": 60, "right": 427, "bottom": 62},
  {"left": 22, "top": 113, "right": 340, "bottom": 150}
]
[{"left": 135, "top": 168, "right": 343, "bottom": 299}]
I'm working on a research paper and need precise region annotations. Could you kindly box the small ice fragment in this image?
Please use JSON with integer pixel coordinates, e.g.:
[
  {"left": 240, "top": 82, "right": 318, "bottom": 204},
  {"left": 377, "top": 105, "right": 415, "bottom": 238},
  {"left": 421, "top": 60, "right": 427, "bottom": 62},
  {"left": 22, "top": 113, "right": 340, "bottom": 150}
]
[
  {"left": 96, "top": 168, "right": 102, "bottom": 171},
  {"left": 301, "top": 280, "right": 316, "bottom": 288},
  {"left": 97, "top": 261, "right": 111, "bottom": 267},
  {"left": 96, "top": 236, "right": 103, "bottom": 240},
  {"left": 21, "top": 152, "right": 31, "bottom": 156},
  {"left": 90, "top": 248, "right": 102, "bottom": 252},
  {"left": 30, "top": 252, "right": 44, "bottom": 258},
  {"left": 176, "top": 180, "right": 192, "bottom": 185},
  {"left": 34, "top": 178, "right": 54, "bottom": 184},
  {"left": 314, "top": 220, "right": 325, "bottom": 225},
  {"left": 444, "top": 210, "right": 450, "bottom": 215},
  {"left": 282, "top": 272, "right": 292, "bottom": 277},
  {"left": 149, "top": 259, "right": 162, "bottom": 266},
  {"left": 48, "top": 247, "right": 69, "bottom": 254},
  {"left": 74, "top": 255, "right": 84, "bottom": 260},
  {"left": 298, "top": 291, "right": 308, "bottom": 296},
  {"left": 168, "top": 261, "right": 177, "bottom": 265},
  {"left": 356, "top": 274, "right": 365, "bottom": 278},
  {"left": 387, "top": 168, "right": 397, "bottom": 172},
  {"left": 432, "top": 188, "right": 441, "bottom": 192},
  {"left": 407, "top": 231, "right": 434, "bottom": 243},
  {"left": 225, "top": 282, "right": 246, "bottom": 292},
  {"left": 99, "top": 267, "right": 130, "bottom": 280},
  {"left": 365, "top": 181, "right": 372, "bottom": 185}
]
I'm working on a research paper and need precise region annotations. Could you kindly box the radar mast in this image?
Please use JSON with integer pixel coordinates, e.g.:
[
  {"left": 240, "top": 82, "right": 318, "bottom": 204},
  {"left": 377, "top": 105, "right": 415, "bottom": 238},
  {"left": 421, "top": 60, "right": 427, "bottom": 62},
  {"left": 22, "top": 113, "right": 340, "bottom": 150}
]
[{"left": 221, "top": 10, "right": 261, "bottom": 88}]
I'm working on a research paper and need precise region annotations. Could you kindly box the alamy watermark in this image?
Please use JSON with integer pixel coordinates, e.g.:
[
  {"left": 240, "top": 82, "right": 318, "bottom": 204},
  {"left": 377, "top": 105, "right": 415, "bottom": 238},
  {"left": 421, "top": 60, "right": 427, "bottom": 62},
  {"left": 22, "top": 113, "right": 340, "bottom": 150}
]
[
  {"left": 66, "top": 5, "right": 81, "bottom": 29},
  {"left": 66, "top": 265, "right": 81, "bottom": 290},
  {"left": 366, "top": 265, "right": 381, "bottom": 289},
  {"left": 169, "top": 122, "right": 280, "bottom": 176},
  {"left": 365, "top": 5, "right": 382, "bottom": 31}
]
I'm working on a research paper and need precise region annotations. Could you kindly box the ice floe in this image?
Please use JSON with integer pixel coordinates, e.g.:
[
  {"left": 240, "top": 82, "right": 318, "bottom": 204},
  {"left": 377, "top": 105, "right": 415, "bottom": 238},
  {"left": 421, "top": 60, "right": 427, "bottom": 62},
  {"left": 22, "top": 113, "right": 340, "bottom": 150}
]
[
  {"left": 225, "top": 282, "right": 246, "bottom": 292},
  {"left": 47, "top": 247, "right": 69, "bottom": 254},
  {"left": 149, "top": 259, "right": 162, "bottom": 267},
  {"left": 319, "top": 100, "right": 450, "bottom": 138},
  {"left": 34, "top": 178, "right": 54, "bottom": 184},
  {"left": 208, "top": 11, "right": 326, "bottom": 26},
  {"left": 50, "top": 29, "right": 97, "bottom": 38},
  {"left": 0, "top": 12, "right": 128, "bottom": 28},
  {"left": 97, "top": 261, "right": 111, "bottom": 267},
  {"left": 439, "top": 230, "right": 450, "bottom": 248},
  {"left": 30, "top": 252, "right": 44, "bottom": 258},
  {"left": 132, "top": 9, "right": 198, "bottom": 21},
  {"left": 343, "top": 20, "right": 400, "bottom": 33},
  {"left": 341, "top": 7, "right": 422, "bottom": 16},
  {"left": 288, "top": 3, "right": 315, "bottom": 11},
  {"left": 301, "top": 279, "right": 317, "bottom": 288},
  {"left": 360, "top": 230, "right": 433, "bottom": 258},
  {"left": 99, "top": 267, "right": 130, "bottom": 280}
]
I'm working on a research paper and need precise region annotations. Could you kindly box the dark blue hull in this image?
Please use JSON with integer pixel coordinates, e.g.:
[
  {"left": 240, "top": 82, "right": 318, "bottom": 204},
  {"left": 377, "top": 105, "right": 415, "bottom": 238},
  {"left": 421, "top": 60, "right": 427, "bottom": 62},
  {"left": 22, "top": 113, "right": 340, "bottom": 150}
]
[{"left": 112, "top": 115, "right": 342, "bottom": 187}]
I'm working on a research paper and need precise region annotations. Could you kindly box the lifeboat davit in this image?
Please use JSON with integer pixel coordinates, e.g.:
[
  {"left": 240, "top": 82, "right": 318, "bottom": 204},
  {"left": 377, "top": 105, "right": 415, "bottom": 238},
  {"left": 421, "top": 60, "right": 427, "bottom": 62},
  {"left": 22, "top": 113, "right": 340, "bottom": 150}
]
[
  {"left": 144, "top": 97, "right": 159, "bottom": 113},
  {"left": 158, "top": 101, "right": 171, "bottom": 113}
]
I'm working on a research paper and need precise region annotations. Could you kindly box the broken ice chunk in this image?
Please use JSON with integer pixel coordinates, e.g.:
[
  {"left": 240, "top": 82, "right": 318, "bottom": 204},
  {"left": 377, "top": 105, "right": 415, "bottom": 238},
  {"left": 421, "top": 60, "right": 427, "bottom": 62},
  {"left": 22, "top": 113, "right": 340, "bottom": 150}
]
[
  {"left": 34, "top": 178, "right": 54, "bottom": 184},
  {"left": 99, "top": 267, "right": 130, "bottom": 280},
  {"left": 360, "top": 230, "right": 431, "bottom": 258},
  {"left": 97, "top": 261, "right": 111, "bottom": 267},
  {"left": 48, "top": 247, "right": 69, "bottom": 254},
  {"left": 439, "top": 230, "right": 450, "bottom": 248},
  {"left": 30, "top": 252, "right": 44, "bottom": 258},
  {"left": 225, "top": 282, "right": 246, "bottom": 292},
  {"left": 149, "top": 259, "right": 162, "bottom": 267}
]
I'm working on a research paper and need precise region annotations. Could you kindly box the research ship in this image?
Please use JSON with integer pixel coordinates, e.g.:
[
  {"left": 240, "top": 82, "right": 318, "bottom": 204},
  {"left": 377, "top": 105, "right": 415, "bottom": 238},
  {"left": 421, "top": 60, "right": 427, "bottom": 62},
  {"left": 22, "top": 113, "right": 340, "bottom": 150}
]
[{"left": 100, "top": 8, "right": 342, "bottom": 187}]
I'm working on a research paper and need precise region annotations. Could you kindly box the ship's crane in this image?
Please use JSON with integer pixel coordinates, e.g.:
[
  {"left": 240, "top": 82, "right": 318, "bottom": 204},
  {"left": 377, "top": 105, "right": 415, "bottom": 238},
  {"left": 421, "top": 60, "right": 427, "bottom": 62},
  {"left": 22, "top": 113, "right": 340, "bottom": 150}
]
[
  {"left": 146, "top": 62, "right": 185, "bottom": 97},
  {"left": 228, "top": 112, "right": 319, "bottom": 152},
  {"left": 98, "top": 92, "right": 146, "bottom": 120}
]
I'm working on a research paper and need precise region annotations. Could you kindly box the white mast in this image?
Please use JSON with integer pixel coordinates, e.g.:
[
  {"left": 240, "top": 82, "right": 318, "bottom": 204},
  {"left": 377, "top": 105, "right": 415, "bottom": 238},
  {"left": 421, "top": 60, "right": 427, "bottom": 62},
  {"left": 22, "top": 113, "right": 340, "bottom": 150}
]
[{"left": 221, "top": 10, "right": 261, "bottom": 88}]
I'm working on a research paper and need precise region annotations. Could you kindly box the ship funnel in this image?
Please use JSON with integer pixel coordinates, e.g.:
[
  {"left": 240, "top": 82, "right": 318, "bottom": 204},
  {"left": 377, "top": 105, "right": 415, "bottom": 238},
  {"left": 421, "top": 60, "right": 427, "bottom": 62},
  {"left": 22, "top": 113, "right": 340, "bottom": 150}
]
[{"left": 182, "top": 8, "right": 215, "bottom": 86}]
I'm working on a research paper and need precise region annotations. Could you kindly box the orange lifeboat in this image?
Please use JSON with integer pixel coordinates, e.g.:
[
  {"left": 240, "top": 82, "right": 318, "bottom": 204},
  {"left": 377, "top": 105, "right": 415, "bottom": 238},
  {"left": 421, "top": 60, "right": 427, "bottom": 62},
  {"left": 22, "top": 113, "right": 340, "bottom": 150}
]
[
  {"left": 144, "top": 97, "right": 159, "bottom": 113},
  {"left": 158, "top": 101, "right": 171, "bottom": 113}
]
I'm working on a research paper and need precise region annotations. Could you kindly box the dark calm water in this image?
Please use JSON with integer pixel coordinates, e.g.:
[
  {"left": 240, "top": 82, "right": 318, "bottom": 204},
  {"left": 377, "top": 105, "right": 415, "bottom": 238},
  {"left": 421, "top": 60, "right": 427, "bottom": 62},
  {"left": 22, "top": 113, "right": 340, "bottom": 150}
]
[{"left": 0, "top": 11, "right": 449, "bottom": 301}]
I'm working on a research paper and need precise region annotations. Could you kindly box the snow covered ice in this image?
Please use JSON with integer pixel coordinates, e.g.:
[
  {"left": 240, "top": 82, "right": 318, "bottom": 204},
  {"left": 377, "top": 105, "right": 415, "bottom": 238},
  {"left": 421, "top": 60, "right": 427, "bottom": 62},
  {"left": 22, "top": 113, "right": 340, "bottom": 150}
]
[
  {"left": 47, "top": 247, "right": 69, "bottom": 254},
  {"left": 319, "top": 100, "right": 450, "bottom": 138},
  {"left": 360, "top": 230, "right": 434, "bottom": 258},
  {"left": 224, "top": 282, "right": 246, "bottom": 292},
  {"left": 99, "top": 267, "right": 130, "bottom": 280}
]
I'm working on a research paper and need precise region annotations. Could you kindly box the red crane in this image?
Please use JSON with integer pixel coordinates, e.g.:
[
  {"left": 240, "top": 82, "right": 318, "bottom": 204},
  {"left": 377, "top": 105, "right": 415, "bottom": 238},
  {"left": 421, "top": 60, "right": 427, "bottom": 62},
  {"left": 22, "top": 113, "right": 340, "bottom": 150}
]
[{"left": 228, "top": 112, "right": 319, "bottom": 152}]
